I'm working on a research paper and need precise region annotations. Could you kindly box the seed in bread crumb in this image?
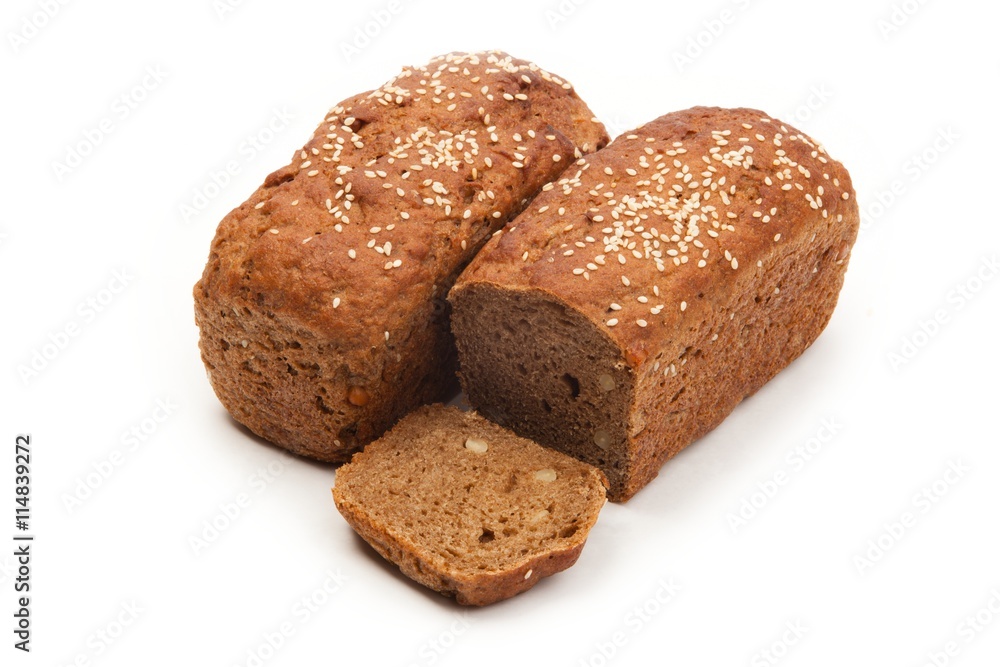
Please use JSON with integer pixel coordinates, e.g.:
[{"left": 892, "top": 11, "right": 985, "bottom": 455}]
[
  {"left": 524, "top": 569, "right": 533, "bottom": 580},
  {"left": 593, "top": 429, "right": 611, "bottom": 450},
  {"left": 464, "top": 438, "right": 488, "bottom": 453},
  {"left": 598, "top": 374, "right": 615, "bottom": 392},
  {"left": 534, "top": 469, "right": 557, "bottom": 482},
  {"left": 348, "top": 386, "right": 370, "bottom": 406}
]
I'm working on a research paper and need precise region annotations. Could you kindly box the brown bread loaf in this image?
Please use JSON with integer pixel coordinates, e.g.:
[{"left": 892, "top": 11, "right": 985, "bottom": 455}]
[
  {"left": 332, "top": 404, "right": 608, "bottom": 606},
  {"left": 193, "top": 51, "right": 608, "bottom": 461},
  {"left": 450, "top": 106, "right": 859, "bottom": 501}
]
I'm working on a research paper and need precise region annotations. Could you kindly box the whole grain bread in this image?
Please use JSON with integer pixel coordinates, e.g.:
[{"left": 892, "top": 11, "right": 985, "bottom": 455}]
[
  {"left": 332, "top": 404, "right": 607, "bottom": 606},
  {"left": 194, "top": 51, "right": 608, "bottom": 461},
  {"left": 450, "top": 107, "right": 859, "bottom": 501}
]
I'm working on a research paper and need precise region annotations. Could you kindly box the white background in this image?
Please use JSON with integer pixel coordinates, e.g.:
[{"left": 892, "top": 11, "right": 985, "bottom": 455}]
[{"left": 3, "top": 0, "right": 999, "bottom": 665}]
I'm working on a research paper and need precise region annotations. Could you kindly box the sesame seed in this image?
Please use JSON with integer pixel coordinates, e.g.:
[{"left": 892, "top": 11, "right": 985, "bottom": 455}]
[
  {"left": 269, "top": 228, "right": 279, "bottom": 234},
  {"left": 307, "top": 170, "right": 319, "bottom": 177},
  {"left": 333, "top": 297, "right": 341, "bottom": 309},
  {"left": 606, "top": 318, "right": 618, "bottom": 327},
  {"left": 255, "top": 202, "right": 266, "bottom": 210},
  {"left": 680, "top": 301, "right": 687, "bottom": 311},
  {"left": 552, "top": 154, "right": 562, "bottom": 162},
  {"left": 636, "top": 319, "right": 648, "bottom": 327},
  {"left": 348, "top": 249, "right": 356, "bottom": 259}
]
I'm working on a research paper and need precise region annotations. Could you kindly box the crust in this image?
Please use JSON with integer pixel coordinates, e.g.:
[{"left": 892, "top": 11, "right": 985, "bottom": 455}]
[{"left": 333, "top": 491, "right": 589, "bottom": 606}]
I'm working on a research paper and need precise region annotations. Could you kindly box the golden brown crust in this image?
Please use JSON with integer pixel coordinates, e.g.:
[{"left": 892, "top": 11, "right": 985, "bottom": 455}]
[
  {"left": 451, "top": 107, "right": 859, "bottom": 501},
  {"left": 332, "top": 405, "right": 607, "bottom": 606},
  {"left": 193, "top": 51, "right": 608, "bottom": 461}
]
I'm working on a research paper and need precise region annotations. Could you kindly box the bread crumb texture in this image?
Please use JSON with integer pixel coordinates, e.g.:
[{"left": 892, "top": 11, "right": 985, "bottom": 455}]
[{"left": 333, "top": 405, "right": 607, "bottom": 606}]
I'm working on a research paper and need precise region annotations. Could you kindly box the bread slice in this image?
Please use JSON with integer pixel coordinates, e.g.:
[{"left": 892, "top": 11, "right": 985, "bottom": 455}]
[
  {"left": 450, "top": 107, "right": 859, "bottom": 501},
  {"left": 332, "top": 404, "right": 608, "bottom": 606},
  {"left": 193, "top": 51, "right": 608, "bottom": 463}
]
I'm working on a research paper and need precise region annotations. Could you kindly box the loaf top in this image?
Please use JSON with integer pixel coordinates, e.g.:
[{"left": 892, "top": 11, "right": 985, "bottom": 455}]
[
  {"left": 195, "top": 51, "right": 607, "bottom": 349},
  {"left": 455, "top": 107, "right": 858, "bottom": 363},
  {"left": 333, "top": 404, "right": 608, "bottom": 604}
]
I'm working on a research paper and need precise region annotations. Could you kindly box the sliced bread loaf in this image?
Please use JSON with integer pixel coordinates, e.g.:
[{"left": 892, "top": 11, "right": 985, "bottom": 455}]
[
  {"left": 332, "top": 404, "right": 608, "bottom": 606},
  {"left": 450, "top": 106, "right": 859, "bottom": 501}
]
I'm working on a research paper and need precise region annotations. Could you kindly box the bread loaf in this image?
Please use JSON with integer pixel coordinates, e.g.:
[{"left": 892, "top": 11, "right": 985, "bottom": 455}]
[
  {"left": 332, "top": 404, "right": 608, "bottom": 606},
  {"left": 450, "top": 107, "right": 859, "bottom": 501},
  {"left": 193, "top": 51, "right": 607, "bottom": 461}
]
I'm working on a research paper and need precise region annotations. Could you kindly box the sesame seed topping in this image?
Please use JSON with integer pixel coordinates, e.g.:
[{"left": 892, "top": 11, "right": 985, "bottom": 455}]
[
  {"left": 636, "top": 319, "right": 648, "bottom": 327},
  {"left": 606, "top": 318, "right": 618, "bottom": 327},
  {"left": 333, "top": 297, "right": 341, "bottom": 309},
  {"left": 680, "top": 301, "right": 687, "bottom": 311}
]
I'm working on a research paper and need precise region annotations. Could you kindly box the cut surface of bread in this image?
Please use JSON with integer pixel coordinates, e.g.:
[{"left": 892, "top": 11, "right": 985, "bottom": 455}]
[
  {"left": 332, "top": 404, "right": 607, "bottom": 606},
  {"left": 450, "top": 106, "right": 859, "bottom": 501}
]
